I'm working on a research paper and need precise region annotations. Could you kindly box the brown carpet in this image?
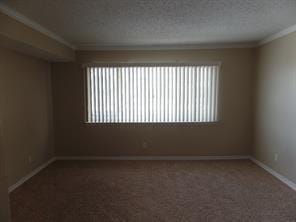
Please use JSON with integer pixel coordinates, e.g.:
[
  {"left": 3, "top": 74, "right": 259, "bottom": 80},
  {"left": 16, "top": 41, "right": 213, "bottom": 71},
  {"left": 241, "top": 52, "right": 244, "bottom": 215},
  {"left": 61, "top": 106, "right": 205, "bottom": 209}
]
[{"left": 10, "top": 160, "right": 296, "bottom": 222}]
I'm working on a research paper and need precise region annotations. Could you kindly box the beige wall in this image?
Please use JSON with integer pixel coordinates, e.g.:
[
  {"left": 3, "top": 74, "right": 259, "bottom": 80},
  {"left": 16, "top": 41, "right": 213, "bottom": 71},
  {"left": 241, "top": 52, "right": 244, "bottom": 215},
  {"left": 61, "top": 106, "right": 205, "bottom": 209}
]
[
  {"left": 0, "top": 179, "right": 10, "bottom": 222},
  {"left": 0, "top": 47, "right": 55, "bottom": 186},
  {"left": 254, "top": 32, "right": 296, "bottom": 183},
  {"left": 52, "top": 49, "right": 255, "bottom": 156},
  {"left": 0, "top": 112, "right": 10, "bottom": 221}
]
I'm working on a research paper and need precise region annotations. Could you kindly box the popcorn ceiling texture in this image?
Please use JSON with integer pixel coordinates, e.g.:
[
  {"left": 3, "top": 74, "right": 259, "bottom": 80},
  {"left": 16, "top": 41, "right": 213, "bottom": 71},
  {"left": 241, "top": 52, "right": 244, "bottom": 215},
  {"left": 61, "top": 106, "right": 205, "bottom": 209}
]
[{"left": 2, "top": 0, "right": 296, "bottom": 48}]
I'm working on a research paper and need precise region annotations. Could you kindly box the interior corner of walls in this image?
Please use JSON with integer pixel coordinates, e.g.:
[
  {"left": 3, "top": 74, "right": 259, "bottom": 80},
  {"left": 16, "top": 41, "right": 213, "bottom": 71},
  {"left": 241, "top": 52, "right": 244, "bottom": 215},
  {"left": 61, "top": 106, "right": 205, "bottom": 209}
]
[
  {"left": 253, "top": 30, "right": 296, "bottom": 189},
  {"left": 0, "top": 11, "right": 75, "bottom": 62},
  {"left": 251, "top": 157, "right": 296, "bottom": 191},
  {"left": 1, "top": 48, "right": 57, "bottom": 189},
  {"left": 8, "top": 157, "right": 56, "bottom": 193}
]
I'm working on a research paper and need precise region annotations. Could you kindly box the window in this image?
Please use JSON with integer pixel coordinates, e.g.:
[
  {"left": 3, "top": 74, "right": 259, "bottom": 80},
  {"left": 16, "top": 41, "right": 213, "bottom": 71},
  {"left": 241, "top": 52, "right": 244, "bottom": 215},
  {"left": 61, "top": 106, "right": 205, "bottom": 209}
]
[{"left": 85, "top": 64, "right": 220, "bottom": 123}]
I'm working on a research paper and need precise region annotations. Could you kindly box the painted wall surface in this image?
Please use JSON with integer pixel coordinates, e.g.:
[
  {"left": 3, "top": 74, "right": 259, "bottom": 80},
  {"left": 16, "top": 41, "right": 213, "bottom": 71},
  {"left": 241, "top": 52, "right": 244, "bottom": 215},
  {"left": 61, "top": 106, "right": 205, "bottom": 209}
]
[
  {"left": 0, "top": 179, "right": 10, "bottom": 222},
  {"left": 0, "top": 112, "right": 10, "bottom": 221},
  {"left": 0, "top": 47, "right": 55, "bottom": 186},
  {"left": 52, "top": 49, "right": 255, "bottom": 156},
  {"left": 254, "top": 32, "right": 296, "bottom": 183},
  {"left": 0, "top": 11, "right": 75, "bottom": 61}
]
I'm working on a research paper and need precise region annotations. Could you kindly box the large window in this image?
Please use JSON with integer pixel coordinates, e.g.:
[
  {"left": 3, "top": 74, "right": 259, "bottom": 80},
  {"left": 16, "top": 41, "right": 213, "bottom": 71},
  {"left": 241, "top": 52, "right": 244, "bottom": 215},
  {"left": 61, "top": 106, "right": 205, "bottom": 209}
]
[{"left": 85, "top": 64, "right": 220, "bottom": 123}]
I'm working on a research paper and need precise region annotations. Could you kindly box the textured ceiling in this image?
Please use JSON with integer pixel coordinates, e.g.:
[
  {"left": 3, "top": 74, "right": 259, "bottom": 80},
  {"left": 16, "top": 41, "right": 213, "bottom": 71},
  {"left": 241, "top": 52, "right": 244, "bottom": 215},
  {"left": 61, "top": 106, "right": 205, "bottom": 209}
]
[{"left": 1, "top": 0, "right": 296, "bottom": 48}]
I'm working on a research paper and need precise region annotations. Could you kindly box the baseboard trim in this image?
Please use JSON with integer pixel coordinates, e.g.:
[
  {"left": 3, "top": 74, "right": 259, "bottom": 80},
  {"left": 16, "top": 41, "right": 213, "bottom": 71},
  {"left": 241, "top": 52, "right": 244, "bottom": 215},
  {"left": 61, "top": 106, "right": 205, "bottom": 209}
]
[
  {"left": 8, "top": 157, "right": 56, "bottom": 193},
  {"left": 250, "top": 157, "right": 296, "bottom": 192},
  {"left": 8, "top": 156, "right": 295, "bottom": 193},
  {"left": 55, "top": 155, "right": 251, "bottom": 161}
]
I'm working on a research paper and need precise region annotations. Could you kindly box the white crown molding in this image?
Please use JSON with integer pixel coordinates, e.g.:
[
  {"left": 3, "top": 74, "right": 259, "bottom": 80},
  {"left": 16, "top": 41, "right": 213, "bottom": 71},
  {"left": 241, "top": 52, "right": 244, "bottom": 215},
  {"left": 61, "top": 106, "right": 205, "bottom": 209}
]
[
  {"left": 258, "top": 24, "right": 296, "bottom": 46},
  {"left": 1, "top": 2, "right": 296, "bottom": 52},
  {"left": 0, "top": 3, "right": 75, "bottom": 49},
  {"left": 250, "top": 157, "right": 296, "bottom": 192},
  {"left": 76, "top": 42, "right": 257, "bottom": 51},
  {"left": 8, "top": 157, "right": 56, "bottom": 193}
]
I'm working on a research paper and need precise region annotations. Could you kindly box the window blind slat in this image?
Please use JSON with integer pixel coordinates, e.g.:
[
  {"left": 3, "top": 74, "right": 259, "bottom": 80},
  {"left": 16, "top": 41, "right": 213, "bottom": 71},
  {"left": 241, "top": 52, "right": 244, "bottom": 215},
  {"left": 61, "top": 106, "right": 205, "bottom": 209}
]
[
  {"left": 199, "top": 67, "right": 203, "bottom": 122},
  {"left": 94, "top": 68, "right": 98, "bottom": 122},
  {"left": 110, "top": 68, "right": 114, "bottom": 122},
  {"left": 215, "top": 66, "right": 219, "bottom": 121},
  {"left": 86, "top": 65, "right": 219, "bottom": 123},
  {"left": 195, "top": 67, "right": 199, "bottom": 122},
  {"left": 181, "top": 67, "right": 185, "bottom": 122},
  {"left": 125, "top": 68, "right": 128, "bottom": 122},
  {"left": 205, "top": 67, "right": 209, "bottom": 122},
  {"left": 189, "top": 67, "right": 193, "bottom": 122},
  {"left": 177, "top": 67, "right": 181, "bottom": 122},
  {"left": 91, "top": 68, "right": 95, "bottom": 122},
  {"left": 106, "top": 68, "right": 110, "bottom": 122}
]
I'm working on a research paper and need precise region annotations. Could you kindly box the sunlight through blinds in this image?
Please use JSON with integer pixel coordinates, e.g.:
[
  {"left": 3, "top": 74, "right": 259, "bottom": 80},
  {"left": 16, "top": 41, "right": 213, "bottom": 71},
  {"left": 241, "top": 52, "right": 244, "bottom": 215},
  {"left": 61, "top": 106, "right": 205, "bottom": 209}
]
[{"left": 86, "top": 65, "right": 219, "bottom": 123}]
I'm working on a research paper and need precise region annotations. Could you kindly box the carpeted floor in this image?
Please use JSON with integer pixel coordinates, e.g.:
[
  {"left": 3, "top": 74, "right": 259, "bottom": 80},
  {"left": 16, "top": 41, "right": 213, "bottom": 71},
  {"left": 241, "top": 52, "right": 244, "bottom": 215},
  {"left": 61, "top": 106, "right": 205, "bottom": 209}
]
[{"left": 10, "top": 160, "right": 296, "bottom": 222}]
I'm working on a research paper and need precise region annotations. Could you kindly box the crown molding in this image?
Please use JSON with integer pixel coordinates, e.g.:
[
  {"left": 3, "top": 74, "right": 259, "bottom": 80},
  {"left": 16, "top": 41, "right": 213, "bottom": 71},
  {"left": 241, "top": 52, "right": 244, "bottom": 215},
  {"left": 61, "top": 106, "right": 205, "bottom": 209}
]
[
  {"left": 76, "top": 42, "right": 257, "bottom": 51},
  {"left": 1, "top": 2, "right": 295, "bottom": 51},
  {"left": 258, "top": 24, "right": 296, "bottom": 46},
  {"left": 0, "top": 3, "right": 75, "bottom": 49}
]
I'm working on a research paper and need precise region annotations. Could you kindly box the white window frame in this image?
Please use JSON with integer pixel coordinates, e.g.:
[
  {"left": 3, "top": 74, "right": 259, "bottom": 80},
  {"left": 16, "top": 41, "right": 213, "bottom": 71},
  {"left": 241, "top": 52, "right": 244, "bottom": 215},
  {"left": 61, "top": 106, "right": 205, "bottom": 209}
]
[{"left": 84, "top": 62, "right": 221, "bottom": 124}]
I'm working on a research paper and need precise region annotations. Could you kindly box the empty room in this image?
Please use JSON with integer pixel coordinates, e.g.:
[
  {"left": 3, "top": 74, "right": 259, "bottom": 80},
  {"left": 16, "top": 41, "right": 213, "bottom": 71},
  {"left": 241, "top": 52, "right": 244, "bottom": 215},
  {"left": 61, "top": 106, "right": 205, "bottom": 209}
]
[{"left": 0, "top": 0, "right": 296, "bottom": 221}]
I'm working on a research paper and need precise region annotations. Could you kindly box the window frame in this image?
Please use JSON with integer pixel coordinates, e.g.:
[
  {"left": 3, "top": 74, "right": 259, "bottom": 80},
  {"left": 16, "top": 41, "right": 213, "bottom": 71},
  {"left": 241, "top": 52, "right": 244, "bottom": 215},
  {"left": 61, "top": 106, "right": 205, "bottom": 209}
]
[{"left": 83, "top": 62, "right": 221, "bottom": 126}]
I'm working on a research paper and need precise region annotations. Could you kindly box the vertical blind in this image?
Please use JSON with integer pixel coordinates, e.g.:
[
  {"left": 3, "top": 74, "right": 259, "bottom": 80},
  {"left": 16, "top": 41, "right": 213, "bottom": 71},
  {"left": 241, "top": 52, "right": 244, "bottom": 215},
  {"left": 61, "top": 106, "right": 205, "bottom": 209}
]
[{"left": 86, "top": 64, "right": 219, "bottom": 123}]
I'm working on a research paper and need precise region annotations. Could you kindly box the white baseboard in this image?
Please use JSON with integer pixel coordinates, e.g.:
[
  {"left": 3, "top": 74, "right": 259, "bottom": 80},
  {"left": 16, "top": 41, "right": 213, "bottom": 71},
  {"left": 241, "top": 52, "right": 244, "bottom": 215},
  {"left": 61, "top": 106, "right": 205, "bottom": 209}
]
[
  {"left": 55, "top": 155, "right": 251, "bottom": 161},
  {"left": 8, "top": 155, "right": 296, "bottom": 193},
  {"left": 250, "top": 157, "right": 296, "bottom": 192},
  {"left": 8, "top": 155, "right": 249, "bottom": 192},
  {"left": 8, "top": 157, "right": 56, "bottom": 193}
]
